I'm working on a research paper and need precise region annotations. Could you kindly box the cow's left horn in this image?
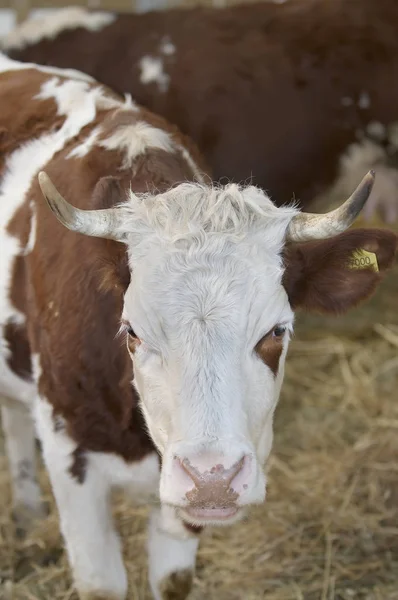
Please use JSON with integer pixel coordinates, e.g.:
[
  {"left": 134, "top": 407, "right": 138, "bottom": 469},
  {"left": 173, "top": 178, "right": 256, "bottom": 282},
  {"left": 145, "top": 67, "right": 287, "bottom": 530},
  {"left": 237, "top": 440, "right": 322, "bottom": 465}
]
[
  {"left": 38, "top": 172, "right": 126, "bottom": 241},
  {"left": 286, "top": 170, "right": 375, "bottom": 242}
]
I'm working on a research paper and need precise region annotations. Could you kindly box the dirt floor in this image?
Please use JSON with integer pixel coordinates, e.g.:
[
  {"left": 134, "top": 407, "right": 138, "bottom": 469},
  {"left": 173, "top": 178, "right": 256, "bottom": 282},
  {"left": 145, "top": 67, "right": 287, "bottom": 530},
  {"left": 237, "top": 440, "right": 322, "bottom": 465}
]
[{"left": 1, "top": 219, "right": 398, "bottom": 600}]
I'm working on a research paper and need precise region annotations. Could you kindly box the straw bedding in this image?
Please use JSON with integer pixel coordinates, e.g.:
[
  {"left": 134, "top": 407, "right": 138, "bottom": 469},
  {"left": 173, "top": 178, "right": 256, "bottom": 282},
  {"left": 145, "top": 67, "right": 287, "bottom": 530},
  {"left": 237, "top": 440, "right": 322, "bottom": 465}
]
[{"left": 1, "top": 226, "right": 397, "bottom": 600}]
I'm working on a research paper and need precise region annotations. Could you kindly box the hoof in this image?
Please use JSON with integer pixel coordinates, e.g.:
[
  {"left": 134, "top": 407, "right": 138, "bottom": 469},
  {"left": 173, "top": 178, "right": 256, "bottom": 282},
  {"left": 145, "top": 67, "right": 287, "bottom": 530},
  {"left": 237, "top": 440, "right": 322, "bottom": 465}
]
[{"left": 159, "top": 569, "right": 194, "bottom": 600}]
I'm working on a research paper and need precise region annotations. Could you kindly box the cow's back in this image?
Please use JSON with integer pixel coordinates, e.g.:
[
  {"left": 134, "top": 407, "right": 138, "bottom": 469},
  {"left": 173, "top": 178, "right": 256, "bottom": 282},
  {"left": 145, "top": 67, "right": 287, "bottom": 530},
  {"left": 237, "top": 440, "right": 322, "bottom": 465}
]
[{"left": 6, "top": 0, "right": 398, "bottom": 207}]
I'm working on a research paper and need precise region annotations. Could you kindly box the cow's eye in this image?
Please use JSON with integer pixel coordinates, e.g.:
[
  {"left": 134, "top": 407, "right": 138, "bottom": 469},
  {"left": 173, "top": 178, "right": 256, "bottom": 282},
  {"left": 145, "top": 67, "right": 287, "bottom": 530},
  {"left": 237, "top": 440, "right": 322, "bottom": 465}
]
[
  {"left": 272, "top": 325, "right": 286, "bottom": 339},
  {"left": 122, "top": 320, "right": 139, "bottom": 340},
  {"left": 124, "top": 323, "right": 141, "bottom": 352},
  {"left": 256, "top": 325, "right": 287, "bottom": 349},
  {"left": 127, "top": 326, "right": 138, "bottom": 339}
]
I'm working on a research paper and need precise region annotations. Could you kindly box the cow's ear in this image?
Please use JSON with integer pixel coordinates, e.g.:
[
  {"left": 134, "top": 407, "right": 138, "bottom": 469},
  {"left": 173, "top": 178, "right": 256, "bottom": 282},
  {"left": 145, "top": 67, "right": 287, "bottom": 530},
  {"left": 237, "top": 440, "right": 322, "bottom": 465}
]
[
  {"left": 90, "top": 176, "right": 127, "bottom": 210},
  {"left": 282, "top": 229, "right": 397, "bottom": 314}
]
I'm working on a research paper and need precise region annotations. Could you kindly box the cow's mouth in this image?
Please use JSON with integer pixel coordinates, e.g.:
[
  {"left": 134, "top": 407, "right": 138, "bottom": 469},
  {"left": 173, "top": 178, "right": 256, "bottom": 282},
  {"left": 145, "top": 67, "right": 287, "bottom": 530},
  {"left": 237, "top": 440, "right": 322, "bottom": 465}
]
[{"left": 181, "top": 506, "right": 238, "bottom": 522}]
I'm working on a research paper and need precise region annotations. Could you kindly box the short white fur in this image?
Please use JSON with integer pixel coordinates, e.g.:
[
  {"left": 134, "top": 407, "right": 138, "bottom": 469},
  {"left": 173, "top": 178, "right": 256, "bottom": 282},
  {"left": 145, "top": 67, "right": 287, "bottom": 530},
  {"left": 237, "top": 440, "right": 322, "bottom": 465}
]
[{"left": 2, "top": 7, "right": 116, "bottom": 52}]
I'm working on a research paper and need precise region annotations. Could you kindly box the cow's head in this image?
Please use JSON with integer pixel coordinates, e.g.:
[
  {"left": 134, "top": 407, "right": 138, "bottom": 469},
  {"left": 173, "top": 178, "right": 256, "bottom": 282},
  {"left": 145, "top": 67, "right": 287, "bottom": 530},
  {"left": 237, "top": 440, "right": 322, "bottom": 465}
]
[{"left": 38, "top": 170, "right": 396, "bottom": 526}]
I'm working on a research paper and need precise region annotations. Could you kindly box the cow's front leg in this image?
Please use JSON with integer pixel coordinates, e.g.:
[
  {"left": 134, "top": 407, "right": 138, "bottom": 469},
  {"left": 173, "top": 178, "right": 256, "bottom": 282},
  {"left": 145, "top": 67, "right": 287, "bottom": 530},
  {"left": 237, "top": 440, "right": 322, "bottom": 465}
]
[
  {"left": 35, "top": 400, "right": 127, "bottom": 600},
  {"left": 148, "top": 506, "right": 201, "bottom": 600},
  {"left": 1, "top": 402, "right": 46, "bottom": 536}
]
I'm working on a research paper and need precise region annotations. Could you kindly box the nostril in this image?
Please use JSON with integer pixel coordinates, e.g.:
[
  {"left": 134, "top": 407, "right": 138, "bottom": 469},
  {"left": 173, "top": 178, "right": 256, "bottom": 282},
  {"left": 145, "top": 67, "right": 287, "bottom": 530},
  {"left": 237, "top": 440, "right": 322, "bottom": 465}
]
[
  {"left": 179, "top": 457, "right": 203, "bottom": 488},
  {"left": 229, "top": 454, "right": 252, "bottom": 496},
  {"left": 173, "top": 456, "right": 198, "bottom": 490}
]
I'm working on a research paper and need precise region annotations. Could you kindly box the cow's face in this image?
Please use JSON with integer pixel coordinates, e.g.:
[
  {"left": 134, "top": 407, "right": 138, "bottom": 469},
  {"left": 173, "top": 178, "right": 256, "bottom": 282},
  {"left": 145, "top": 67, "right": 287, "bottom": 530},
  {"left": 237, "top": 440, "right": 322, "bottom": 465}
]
[
  {"left": 39, "top": 171, "right": 397, "bottom": 527},
  {"left": 121, "top": 204, "right": 295, "bottom": 524}
]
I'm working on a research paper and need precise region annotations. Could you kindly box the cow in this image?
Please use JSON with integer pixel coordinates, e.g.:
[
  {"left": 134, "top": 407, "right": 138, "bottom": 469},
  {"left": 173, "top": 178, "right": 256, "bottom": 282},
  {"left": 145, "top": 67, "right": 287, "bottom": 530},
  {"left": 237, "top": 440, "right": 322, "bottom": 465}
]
[
  {"left": 4, "top": 0, "right": 398, "bottom": 223},
  {"left": 0, "top": 53, "right": 397, "bottom": 600}
]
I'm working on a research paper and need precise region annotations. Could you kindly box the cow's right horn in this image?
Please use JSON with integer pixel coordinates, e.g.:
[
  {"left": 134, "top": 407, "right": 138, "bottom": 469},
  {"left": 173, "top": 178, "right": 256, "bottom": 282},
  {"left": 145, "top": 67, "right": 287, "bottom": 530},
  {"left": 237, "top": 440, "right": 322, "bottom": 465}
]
[
  {"left": 38, "top": 172, "right": 127, "bottom": 241},
  {"left": 286, "top": 170, "right": 375, "bottom": 242}
]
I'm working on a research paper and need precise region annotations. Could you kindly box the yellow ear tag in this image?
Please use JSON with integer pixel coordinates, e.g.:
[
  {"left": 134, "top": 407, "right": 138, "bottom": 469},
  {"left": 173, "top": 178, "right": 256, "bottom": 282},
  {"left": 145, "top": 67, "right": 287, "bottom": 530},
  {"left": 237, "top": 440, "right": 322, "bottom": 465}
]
[{"left": 348, "top": 249, "right": 379, "bottom": 272}]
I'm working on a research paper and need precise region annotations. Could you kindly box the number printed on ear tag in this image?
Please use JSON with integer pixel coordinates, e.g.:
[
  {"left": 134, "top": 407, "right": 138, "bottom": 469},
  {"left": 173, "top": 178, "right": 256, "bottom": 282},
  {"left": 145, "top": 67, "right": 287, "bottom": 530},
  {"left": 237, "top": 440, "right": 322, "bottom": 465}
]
[{"left": 348, "top": 249, "right": 379, "bottom": 272}]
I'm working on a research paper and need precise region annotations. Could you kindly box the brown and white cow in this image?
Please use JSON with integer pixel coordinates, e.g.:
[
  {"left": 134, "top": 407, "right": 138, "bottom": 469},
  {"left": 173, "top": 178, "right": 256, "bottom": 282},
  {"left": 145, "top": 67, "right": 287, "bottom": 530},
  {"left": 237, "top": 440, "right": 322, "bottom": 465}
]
[
  {"left": 0, "top": 53, "right": 397, "bottom": 600},
  {"left": 4, "top": 0, "right": 398, "bottom": 222}
]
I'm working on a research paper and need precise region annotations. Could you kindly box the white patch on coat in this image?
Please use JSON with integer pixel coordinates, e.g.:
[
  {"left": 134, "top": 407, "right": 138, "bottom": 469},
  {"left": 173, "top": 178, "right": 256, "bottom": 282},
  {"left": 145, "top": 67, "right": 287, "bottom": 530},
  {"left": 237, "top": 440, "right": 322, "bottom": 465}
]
[
  {"left": 36, "top": 77, "right": 99, "bottom": 129},
  {"left": 30, "top": 353, "right": 42, "bottom": 384},
  {"left": 34, "top": 397, "right": 127, "bottom": 599},
  {"left": 117, "top": 93, "right": 139, "bottom": 112},
  {"left": 34, "top": 396, "right": 158, "bottom": 598},
  {"left": 139, "top": 56, "right": 170, "bottom": 93},
  {"left": 0, "top": 51, "right": 94, "bottom": 83},
  {"left": 89, "top": 450, "right": 160, "bottom": 501},
  {"left": 148, "top": 507, "right": 199, "bottom": 600},
  {"left": 67, "top": 126, "right": 102, "bottom": 159},
  {"left": 23, "top": 202, "right": 37, "bottom": 255},
  {"left": 2, "top": 7, "right": 116, "bottom": 51},
  {"left": 179, "top": 146, "right": 206, "bottom": 183},
  {"left": 159, "top": 36, "right": 176, "bottom": 56},
  {"left": 95, "top": 91, "right": 136, "bottom": 112},
  {"left": 99, "top": 121, "right": 175, "bottom": 168}
]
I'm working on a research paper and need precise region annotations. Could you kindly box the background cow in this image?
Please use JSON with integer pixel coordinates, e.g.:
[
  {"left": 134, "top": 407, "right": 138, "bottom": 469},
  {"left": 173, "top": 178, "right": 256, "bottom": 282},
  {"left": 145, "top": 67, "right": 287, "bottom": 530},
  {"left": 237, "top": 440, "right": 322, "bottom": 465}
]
[
  {"left": 1, "top": 51, "right": 397, "bottom": 600},
  {"left": 4, "top": 0, "right": 398, "bottom": 223}
]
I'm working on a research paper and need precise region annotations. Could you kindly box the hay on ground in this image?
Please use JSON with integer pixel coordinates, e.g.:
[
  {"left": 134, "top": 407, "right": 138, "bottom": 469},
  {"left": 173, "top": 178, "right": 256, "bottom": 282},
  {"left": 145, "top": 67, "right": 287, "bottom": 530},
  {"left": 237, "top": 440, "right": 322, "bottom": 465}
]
[{"left": 1, "top": 262, "right": 398, "bottom": 600}]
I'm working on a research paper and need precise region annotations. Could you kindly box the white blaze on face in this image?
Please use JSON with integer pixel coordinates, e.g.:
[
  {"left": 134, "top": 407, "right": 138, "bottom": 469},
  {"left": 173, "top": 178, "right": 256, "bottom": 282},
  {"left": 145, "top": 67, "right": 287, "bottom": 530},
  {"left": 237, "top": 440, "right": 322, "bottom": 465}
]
[
  {"left": 138, "top": 56, "right": 170, "bottom": 93},
  {"left": 119, "top": 183, "right": 298, "bottom": 511}
]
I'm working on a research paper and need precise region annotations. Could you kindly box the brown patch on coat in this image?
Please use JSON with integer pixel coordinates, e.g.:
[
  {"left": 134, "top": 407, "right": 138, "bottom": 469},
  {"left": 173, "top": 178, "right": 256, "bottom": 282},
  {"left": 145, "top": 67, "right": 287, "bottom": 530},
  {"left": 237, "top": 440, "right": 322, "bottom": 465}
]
[
  {"left": 89, "top": 176, "right": 131, "bottom": 295},
  {"left": 9, "top": 0, "right": 398, "bottom": 207},
  {"left": 69, "top": 447, "right": 87, "bottom": 484},
  {"left": 159, "top": 569, "right": 194, "bottom": 600},
  {"left": 4, "top": 321, "right": 32, "bottom": 380},
  {"left": 0, "top": 69, "right": 64, "bottom": 175},
  {"left": 283, "top": 228, "right": 398, "bottom": 314},
  {"left": 255, "top": 331, "right": 284, "bottom": 376}
]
